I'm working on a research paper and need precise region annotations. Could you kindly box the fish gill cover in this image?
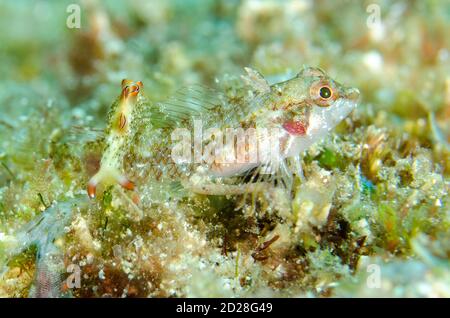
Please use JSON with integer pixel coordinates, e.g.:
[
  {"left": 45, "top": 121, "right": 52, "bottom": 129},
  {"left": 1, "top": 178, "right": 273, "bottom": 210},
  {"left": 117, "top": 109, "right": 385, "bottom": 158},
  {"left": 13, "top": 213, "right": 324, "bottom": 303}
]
[{"left": 0, "top": 0, "right": 449, "bottom": 298}]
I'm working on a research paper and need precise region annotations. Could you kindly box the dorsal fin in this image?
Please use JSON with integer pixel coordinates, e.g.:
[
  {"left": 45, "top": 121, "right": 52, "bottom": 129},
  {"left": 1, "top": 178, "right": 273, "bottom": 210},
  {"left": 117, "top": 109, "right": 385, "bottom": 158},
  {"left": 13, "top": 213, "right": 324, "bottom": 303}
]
[
  {"left": 241, "top": 67, "right": 271, "bottom": 95},
  {"left": 151, "top": 85, "right": 224, "bottom": 129}
]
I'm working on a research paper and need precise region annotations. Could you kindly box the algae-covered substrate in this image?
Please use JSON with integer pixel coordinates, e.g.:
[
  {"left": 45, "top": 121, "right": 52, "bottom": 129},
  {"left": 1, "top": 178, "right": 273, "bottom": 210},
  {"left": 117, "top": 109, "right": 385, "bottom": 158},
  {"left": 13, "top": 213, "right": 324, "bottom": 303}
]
[{"left": 0, "top": 0, "right": 449, "bottom": 298}]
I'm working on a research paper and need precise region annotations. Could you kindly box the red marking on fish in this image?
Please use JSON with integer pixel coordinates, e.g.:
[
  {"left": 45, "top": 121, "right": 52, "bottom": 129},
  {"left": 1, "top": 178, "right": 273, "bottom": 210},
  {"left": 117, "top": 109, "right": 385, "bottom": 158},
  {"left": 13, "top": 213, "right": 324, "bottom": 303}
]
[{"left": 282, "top": 121, "right": 307, "bottom": 135}]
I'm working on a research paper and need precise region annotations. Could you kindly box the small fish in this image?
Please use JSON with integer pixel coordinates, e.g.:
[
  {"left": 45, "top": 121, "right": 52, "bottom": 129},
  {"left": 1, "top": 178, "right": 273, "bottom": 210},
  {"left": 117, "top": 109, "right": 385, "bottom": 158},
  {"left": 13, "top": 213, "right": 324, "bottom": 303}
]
[
  {"left": 87, "top": 79, "right": 145, "bottom": 199},
  {"left": 149, "top": 66, "right": 359, "bottom": 196}
]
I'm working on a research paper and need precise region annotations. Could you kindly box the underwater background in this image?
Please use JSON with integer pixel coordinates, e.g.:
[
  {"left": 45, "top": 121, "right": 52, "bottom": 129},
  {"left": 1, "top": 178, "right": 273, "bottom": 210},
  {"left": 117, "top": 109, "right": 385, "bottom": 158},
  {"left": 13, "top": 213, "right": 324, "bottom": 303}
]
[{"left": 0, "top": 0, "right": 449, "bottom": 297}]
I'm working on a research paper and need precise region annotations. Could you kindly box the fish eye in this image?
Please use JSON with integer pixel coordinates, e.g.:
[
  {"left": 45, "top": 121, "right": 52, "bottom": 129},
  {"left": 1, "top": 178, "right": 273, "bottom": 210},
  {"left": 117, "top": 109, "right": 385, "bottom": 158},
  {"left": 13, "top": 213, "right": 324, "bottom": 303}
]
[
  {"left": 310, "top": 81, "right": 337, "bottom": 107},
  {"left": 319, "top": 86, "right": 332, "bottom": 99}
]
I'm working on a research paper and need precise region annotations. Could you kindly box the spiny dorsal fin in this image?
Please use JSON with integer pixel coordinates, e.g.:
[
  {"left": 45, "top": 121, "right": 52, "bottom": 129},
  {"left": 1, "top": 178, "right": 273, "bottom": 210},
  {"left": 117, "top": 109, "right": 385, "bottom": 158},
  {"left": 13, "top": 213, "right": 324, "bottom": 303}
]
[{"left": 241, "top": 67, "right": 271, "bottom": 95}]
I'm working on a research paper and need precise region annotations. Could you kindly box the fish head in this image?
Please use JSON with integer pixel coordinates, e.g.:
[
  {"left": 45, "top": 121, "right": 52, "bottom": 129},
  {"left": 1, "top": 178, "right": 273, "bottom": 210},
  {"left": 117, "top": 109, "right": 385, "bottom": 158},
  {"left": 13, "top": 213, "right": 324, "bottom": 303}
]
[
  {"left": 120, "top": 79, "right": 143, "bottom": 102},
  {"left": 281, "top": 67, "right": 360, "bottom": 156}
]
